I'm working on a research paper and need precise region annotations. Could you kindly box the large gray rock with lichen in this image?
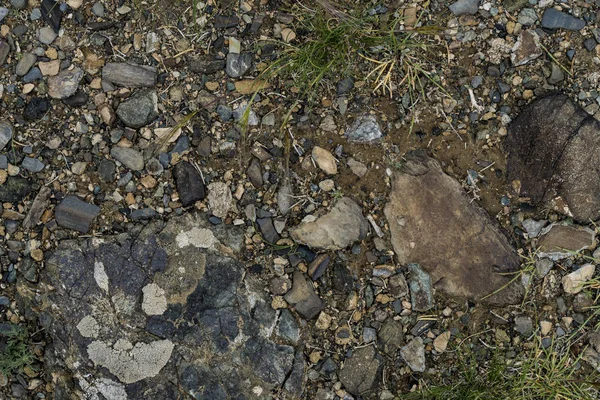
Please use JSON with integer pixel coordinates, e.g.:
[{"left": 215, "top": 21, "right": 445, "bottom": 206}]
[{"left": 18, "top": 213, "right": 304, "bottom": 399}]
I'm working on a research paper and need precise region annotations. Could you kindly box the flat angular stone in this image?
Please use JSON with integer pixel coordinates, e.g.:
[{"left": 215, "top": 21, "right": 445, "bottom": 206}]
[
  {"left": 537, "top": 224, "right": 595, "bottom": 260},
  {"left": 0, "top": 40, "right": 9, "bottom": 66},
  {"left": 541, "top": 8, "right": 585, "bottom": 31},
  {"left": 55, "top": 196, "right": 100, "bottom": 233},
  {"left": 506, "top": 93, "right": 600, "bottom": 222},
  {"left": 345, "top": 115, "right": 383, "bottom": 143},
  {"left": 408, "top": 264, "right": 434, "bottom": 311},
  {"left": 511, "top": 30, "right": 542, "bottom": 66},
  {"left": 41, "top": 0, "right": 62, "bottom": 33},
  {"left": 339, "top": 346, "right": 382, "bottom": 396},
  {"left": 0, "top": 120, "right": 13, "bottom": 151},
  {"left": 384, "top": 151, "right": 522, "bottom": 304},
  {"left": 48, "top": 67, "right": 83, "bottom": 99},
  {"left": 102, "top": 63, "right": 157, "bottom": 88},
  {"left": 290, "top": 197, "right": 369, "bottom": 250},
  {"left": 110, "top": 147, "right": 144, "bottom": 171},
  {"left": 284, "top": 271, "right": 323, "bottom": 319},
  {"left": 23, "top": 186, "right": 52, "bottom": 229},
  {"left": 400, "top": 338, "right": 426, "bottom": 372}
]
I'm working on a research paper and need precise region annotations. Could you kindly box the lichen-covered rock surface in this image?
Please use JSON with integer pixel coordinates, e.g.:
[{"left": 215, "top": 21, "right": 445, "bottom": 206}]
[{"left": 19, "top": 213, "right": 303, "bottom": 399}]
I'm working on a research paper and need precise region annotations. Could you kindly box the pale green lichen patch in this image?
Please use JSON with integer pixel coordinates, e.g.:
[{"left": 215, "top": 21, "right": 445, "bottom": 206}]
[
  {"left": 77, "top": 315, "right": 100, "bottom": 338},
  {"left": 175, "top": 227, "right": 217, "bottom": 249},
  {"left": 141, "top": 283, "right": 167, "bottom": 315},
  {"left": 93, "top": 260, "right": 109, "bottom": 293},
  {"left": 87, "top": 339, "right": 174, "bottom": 384}
]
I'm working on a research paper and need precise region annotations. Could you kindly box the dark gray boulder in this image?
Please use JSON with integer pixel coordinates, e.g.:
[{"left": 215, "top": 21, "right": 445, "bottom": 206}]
[
  {"left": 506, "top": 93, "right": 600, "bottom": 222},
  {"left": 17, "top": 213, "right": 302, "bottom": 399}
]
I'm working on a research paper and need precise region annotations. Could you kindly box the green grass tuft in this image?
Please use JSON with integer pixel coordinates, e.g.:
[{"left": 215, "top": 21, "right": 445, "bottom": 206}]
[
  {"left": 0, "top": 324, "right": 35, "bottom": 375},
  {"left": 258, "top": 1, "right": 445, "bottom": 107}
]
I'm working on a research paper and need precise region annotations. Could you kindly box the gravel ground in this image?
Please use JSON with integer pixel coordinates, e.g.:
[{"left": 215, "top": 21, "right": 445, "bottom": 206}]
[{"left": 2, "top": 0, "right": 600, "bottom": 399}]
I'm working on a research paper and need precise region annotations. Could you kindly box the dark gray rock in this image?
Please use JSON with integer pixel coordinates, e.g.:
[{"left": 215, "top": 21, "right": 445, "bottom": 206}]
[
  {"left": 257, "top": 217, "right": 280, "bottom": 244},
  {"left": 21, "top": 156, "right": 45, "bottom": 172},
  {"left": 110, "top": 147, "right": 144, "bottom": 171},
  {"left": 506, "top": 93, "right": 600, "bottom": 222},
  {"left": 62, "top": 91, "right": 88, "bottom": 107},
  {"left": 276, "top": 309, "right": 300, "bottom": 344},
  {"left": 174, "top": 161, "right": 205, "bottom": 206},
  {"left": 284, "top": 271, "right": 323, "bottom": 319},
  {"left": 41, "top": 0, "right": 62, "bottom": 32},
  {"left": 0, "top": 7, "right": 8, "bottom": 22},
  {"left": 169, "top": 135, "right": 190, "bottom": 157},
  {"left": 97, "top": 159, "right": 116, "bottom": 181},
  {"left": 0, "top": 176, "right": 33, "bottom": 202},
  {"left": 548, "top": 63, "right": 565, "bottom": 84},
  {"left": 214, "top": 14, "right": 239, "bottom": 28},
  {"left": 10, "top": 0, "right": 27, "bottom": 10},
  {"left": 514, "top": 315, "right": 533, "bottom": 336},
  {"left": 131, "top": 208, "right": 158, "bottom": 220},
  {"left": 384, "top": 152, "right": 523, "bottom": 305},
  {"left": 24, "top": 97, "right": 50, "bottom": 120},
  {"left": 116, "top": 90, "right": 159, "bottom": 128},
  {"left": 284, "top": 350, "right": 306, "bottom": 395},
  {"left": 584, "top": 38, "right": 597, "bottom": 52},
  {"left": 247, "top": 157, "right": 263, "bottom": 187},
  {"left": 408, "top": 264, "right": 434, "bottom": 312},
  {"left": 23, "top": 67, "right": 42, "bottom": 83},
  {"left": 20, "top": 257, "right": 38, "bottom": 282},
  {"left": 0, "top": 40, "right": 9, "bottom": 66},
  {"left": 541, "top": 8, "right": 585, "bottom": 30},
  {"left": 225, "top": 53, "right": 252, "bottom": 78},
  {"left": 216, "top": 104, "right": 232, "bottom": 121},
  {"left": 400, "top": 338, "right": 426, "bottom": 372},
  {"left": 378, "top": 319, "right": 404, "bottom": 354},
  {"left": 339, "top": 346, "right": 382, "bottom": 395},
  {"left": 102, "top": 63, "right": 157, "bottom": 88},
  {"left": 449, "top": 0, "right": 479, "bottom": 15},
  {"left": 345, "top": 115, "right": 383, "bottom": 143},
  {"left": 337, "top": 77, "right": 354, "bottom": 95},
  {"left": 55, "top": 196, "right": 100, "bottom": 233},
  {"left": 18, "top": 213, "right": 297, "bottom": 398},
  {"left": 0, "top": 120, "right": 13, "bottom": 151},
  {"left": 188, "top": 57, "right": 225, "bottom": 74},
  {"left": 16, "top": 53, "right": 37, "bottom": 76}
]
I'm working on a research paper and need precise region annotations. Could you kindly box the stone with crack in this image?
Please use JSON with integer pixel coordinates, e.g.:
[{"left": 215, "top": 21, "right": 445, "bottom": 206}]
[
  {"left": 339, "top": 346, "right": 383, "bottom": 395},
  {"left": 506, "top": 93, "right": 600, "bottom": 222}
]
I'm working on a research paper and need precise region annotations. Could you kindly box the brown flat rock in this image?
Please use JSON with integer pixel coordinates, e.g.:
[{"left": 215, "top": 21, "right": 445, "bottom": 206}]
[
  {"left": 384, "top": 152, "right": 522, "bottom": 304},
  {"left": 537, "top": 224, "right": 596, "bottom": 260}
]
